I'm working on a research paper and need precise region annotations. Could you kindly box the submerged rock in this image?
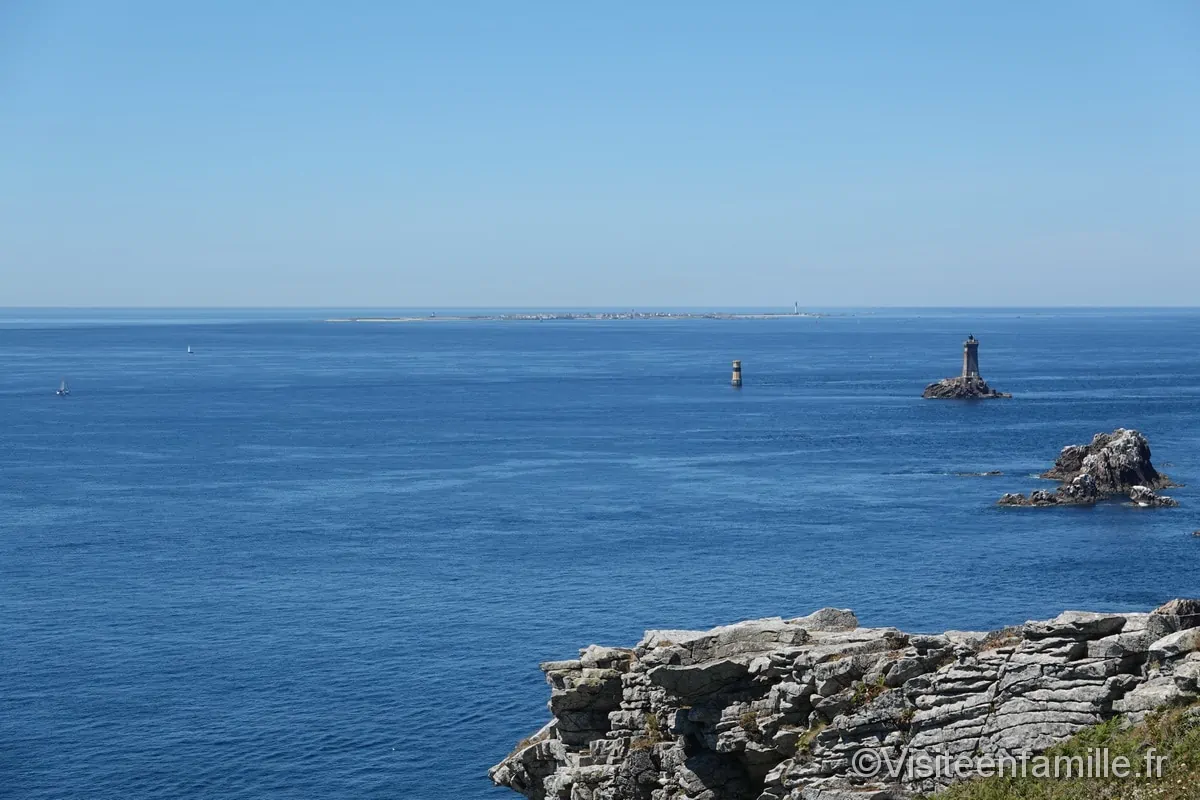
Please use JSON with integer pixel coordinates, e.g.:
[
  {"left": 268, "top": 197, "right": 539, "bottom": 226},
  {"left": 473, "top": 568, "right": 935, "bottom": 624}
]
[
  {"left": 491, "top": 601, "right": 1200, "bottom": 800},
  {"left": 998, "top": 428, "right": 1176, "bottom": 507},
  {"left": 922, "top": 375, "right": 1011, "bottom": 399}
]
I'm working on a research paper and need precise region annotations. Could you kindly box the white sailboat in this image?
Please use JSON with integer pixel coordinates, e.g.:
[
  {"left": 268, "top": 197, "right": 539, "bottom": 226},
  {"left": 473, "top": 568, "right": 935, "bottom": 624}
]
[
  {"left": 56, "top": 379, "right": 70, "bottom": 396},
  {"left": 187, "top": 345, "right": 193, "bottom": 355}
]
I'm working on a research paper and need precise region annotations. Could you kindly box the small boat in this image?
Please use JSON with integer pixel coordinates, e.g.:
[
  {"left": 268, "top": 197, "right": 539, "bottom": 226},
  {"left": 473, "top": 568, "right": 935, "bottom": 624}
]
[
  {"left": 56, "top": 379, "right": 70, "bottom": 396},
  {"left": 187, "top": 345, "right": 193, "bottom": 355}
]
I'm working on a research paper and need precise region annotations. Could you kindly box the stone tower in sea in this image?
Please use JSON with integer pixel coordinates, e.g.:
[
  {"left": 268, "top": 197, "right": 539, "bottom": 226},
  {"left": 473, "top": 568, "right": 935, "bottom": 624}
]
[
  {"left": 962, "top": 335, "right": 980, "bottom": 378},
  {"left": 922, "top": 334, "right": 1010, "bottom": 399}
]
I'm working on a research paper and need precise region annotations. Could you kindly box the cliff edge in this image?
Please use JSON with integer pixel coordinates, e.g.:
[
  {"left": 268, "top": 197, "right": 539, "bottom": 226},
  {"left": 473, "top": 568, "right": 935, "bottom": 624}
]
[{"left": 491, "top": 600, "right": 1200, "bottom": 800}]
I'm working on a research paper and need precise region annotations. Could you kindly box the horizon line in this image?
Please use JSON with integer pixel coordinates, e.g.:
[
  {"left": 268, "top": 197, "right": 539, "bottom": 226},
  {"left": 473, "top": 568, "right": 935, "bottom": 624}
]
[{"left": 4, "top": 304, "right": 1200, "bottom": 311}]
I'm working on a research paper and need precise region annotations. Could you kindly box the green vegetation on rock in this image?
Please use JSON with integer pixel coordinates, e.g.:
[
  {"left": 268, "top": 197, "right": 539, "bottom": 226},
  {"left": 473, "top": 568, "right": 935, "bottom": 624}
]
[{"left": 934, "top": 703, "right": 1200, "bottom": 800}]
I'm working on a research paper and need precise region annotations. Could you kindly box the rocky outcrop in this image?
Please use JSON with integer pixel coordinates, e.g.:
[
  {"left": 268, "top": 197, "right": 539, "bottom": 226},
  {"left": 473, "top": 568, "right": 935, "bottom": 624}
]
[
  {"left": 491, "top": 600, "right": 1200, "bottom": 800},
  {"left": 998, "top": 429, "right": 1177, "bottom": 507},
  {"left": 1040, "top": 429, "right": 1173, "bottom": 490},
  {"left": 1129, "top": 485, "right": 1179, "bottom": 507},
  {"left": 922, "top": 376, "right": 1011, "bottom": 399}
]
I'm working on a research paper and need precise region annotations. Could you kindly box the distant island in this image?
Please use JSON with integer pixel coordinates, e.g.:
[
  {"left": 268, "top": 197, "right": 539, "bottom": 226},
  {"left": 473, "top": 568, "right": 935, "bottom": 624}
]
[{"left": 327, "top": 310, "right": 828, "bottom": 323}]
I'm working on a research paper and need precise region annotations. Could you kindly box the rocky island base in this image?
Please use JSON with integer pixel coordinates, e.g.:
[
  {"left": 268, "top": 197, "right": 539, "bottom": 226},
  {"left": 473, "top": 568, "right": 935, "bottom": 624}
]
[
  {"left": 491, "top": 600, "right": 1200, "bottom": 800},
  {"left": 922, "top": 336, "right": 1010, "bottom": 399},
  {"left": 998, "top": 428, "right": 1178, "bottom": 507},
  {"left": 922, "top": 376, "right": 1011, "bottom": 399}
]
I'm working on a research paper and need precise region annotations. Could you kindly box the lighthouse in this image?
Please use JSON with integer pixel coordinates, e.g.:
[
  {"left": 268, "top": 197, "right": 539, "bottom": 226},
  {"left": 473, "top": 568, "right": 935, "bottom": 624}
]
[
  {"left": 962, "top": 335, "right": 980, "bottom": 378},
  {"left": 923, "top": 334, "right": 1010, "bottom": 398}
]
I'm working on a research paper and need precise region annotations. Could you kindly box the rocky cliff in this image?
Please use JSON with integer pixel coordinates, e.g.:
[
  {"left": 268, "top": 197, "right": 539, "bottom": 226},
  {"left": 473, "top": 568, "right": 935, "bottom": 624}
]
[
  {"left": 998, "top": 429, "right": 1177, "bottom": 507},
  {"left": 491, "top": 600, "right": 1200, "bottom": 800}
]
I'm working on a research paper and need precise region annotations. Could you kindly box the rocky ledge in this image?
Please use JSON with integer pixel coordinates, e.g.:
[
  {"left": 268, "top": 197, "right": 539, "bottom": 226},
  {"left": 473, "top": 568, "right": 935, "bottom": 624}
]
[
  {"left": 491, "top": 600, "right": 1200, "bottom": 800},
  {"left": 922, "top": 376, "right": 1011, "bottom": 399},
  {"left": 998, "top": 428, "right": 1178, "bottom": 507}
]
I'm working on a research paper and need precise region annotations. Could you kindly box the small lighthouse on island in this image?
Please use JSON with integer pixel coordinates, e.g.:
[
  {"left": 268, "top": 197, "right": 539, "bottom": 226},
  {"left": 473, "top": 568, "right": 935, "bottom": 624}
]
[
  {"left": 962, "top": 335, "right": 980, "bottom": 378},
  {"left": 922, "top": 334, "right": 1011, "bottom": 399}
]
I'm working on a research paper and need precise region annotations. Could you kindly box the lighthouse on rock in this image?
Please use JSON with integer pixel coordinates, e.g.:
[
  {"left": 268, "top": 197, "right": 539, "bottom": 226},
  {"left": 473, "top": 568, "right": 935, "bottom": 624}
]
[{"left": 922, "top": 335, "right": 1011, "bottom": 399}]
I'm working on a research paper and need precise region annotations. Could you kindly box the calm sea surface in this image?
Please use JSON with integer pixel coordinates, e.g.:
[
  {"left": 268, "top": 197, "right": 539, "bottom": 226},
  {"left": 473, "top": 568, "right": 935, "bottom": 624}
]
[{"left": 3, "top": 308, "right": 1200, "bottom": 799}]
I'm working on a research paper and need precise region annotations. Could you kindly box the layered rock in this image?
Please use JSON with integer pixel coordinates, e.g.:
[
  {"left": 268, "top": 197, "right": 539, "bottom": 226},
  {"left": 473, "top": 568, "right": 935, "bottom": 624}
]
[
  {"left": 491, "top": 600, "right": 1200, "bottom": 800},
  {"left": 998, "top": 429, "right": 1177, "bottom": 507},
  {"left": 922, "top": 376, "right": 1011, "bottom": 400}
]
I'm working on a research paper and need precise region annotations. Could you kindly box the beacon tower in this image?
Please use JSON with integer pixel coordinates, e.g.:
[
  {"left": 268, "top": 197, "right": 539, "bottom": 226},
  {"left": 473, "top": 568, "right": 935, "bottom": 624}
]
[{"left": 962, "top": 335, "right": 980, "bottom": 378}]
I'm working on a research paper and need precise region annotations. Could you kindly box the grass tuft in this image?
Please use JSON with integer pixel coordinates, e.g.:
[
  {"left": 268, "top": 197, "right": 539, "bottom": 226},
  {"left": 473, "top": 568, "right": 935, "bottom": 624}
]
[
  {"left": 933, "top": 704, "right": 1200, "bottom": 800},
  {"left": 851, "top": 674, "right": 888, "bottom": 708}
]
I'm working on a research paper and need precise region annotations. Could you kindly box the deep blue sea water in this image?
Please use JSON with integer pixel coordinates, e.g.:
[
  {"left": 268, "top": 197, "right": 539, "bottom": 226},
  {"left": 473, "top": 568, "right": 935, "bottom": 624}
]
[{"left": 3, "top": 308, "right": 1200, "bottom": 800}]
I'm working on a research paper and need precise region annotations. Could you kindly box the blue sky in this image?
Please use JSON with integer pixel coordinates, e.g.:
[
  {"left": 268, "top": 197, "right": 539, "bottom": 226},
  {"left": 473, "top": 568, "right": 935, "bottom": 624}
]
[{"left": 2, "top": 2, "right": 1198, "bottom": 307}]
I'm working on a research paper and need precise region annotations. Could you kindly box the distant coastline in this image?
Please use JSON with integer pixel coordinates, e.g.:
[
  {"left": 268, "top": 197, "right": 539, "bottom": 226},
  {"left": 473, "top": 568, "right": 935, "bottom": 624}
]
[{"left": 326, "top": 310, "right": 829, "bottom": 323}]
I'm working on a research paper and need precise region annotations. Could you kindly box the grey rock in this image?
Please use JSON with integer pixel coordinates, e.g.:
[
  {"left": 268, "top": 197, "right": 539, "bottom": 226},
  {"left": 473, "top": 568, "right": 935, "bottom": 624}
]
[
  {"left": 998, "top": 489, "right": 1061, "bottom": 507},
  {"left": 1060, "top": 473, "right": 1101, "bottom": 504},
  {"left": 579, "top": 645, "right": 634, "bottom": 669},
  {"left": 1152, "top": 599, "right": 1200, "bottom": 631},
  {"left": 922, "top": 375, "right": 1011, "bottom": 399},
  {"left": 638, "top": 618, "right": 812, "bottom": 666},
  {"left": 647, "top": 658, "right": 751, "bottom": 699},
  {"left": 791, "top": 608, "right": 859, "bottom": 633},
  {"left": 1149, "top": 628, "right": 1200, "bottom": 661},
  {"left": 1129, "top": 485, "right": 1179, "bottom": 507},
  {"left": 1025, "top": 611, "right": 1127, "bottom": 641},
  {"left": 1112, "top": 676, "right": 1193, "bottom": 715},
  {"left": 1173, "top": 656, "right": 1200, "bottom": 692},
  {"left": 492, "top": 599, "right": 1200, "bottom": 800},
  {"left": 884, "top": 658, "right": 927, "bottom": 687},
  {"left": 547, "top": 669, "right": 624, "bottom": 714},
  {"left": 1042, "top": 429, "right": 1172, "bottom": 491},
  {"left": 999, "top": 428, "right": 1173, "bottom": 507}
]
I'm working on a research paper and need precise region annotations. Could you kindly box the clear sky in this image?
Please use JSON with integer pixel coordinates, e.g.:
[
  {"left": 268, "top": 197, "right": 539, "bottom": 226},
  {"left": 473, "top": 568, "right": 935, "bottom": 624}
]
[{"left": 2, "top": 2, "right": 1198, "bottom": 307}]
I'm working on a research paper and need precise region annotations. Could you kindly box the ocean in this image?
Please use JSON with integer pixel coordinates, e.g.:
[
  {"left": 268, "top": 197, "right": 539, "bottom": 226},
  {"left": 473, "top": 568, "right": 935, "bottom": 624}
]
[{"left": 3, "top": 308, "right": 1199, "bottom": 799}]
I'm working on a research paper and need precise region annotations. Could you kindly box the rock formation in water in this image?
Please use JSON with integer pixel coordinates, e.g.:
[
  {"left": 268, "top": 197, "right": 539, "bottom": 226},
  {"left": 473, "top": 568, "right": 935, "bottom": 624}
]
[
  {"left": 922, "top": 376, "right": 1011, "bottom": 399},
  {"left": 997, "top": 428, "right": 1176, "bottom": 507},
  {"left": 1129, "top": 485, "right": 1179, "bottom": 507},
  {"left": 490, "top": 600, "right": 1200, "bottom": 800},
  {"left": 1039, "top": 429, "right": 1173, "bottom": 490}
]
